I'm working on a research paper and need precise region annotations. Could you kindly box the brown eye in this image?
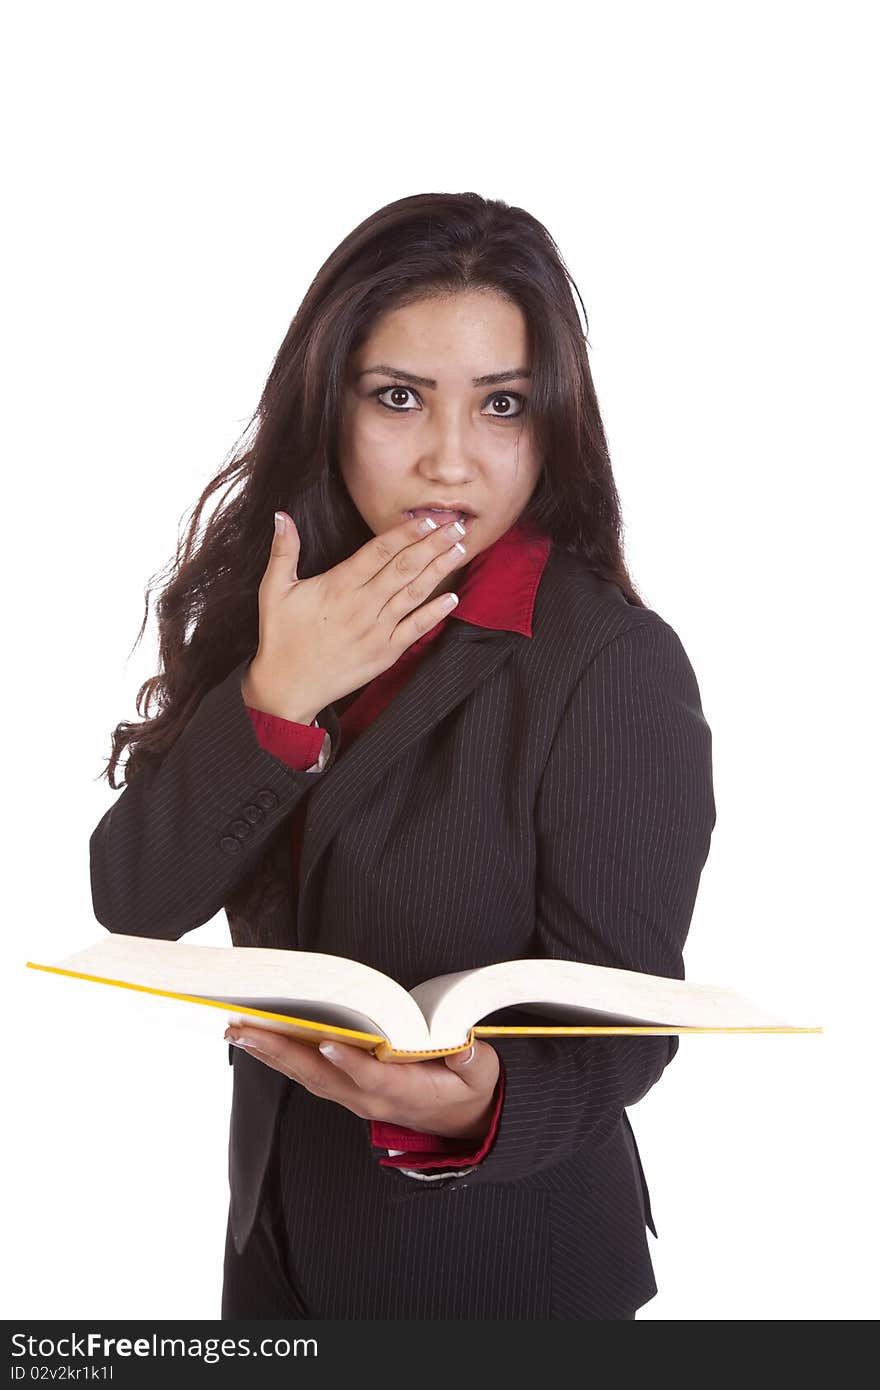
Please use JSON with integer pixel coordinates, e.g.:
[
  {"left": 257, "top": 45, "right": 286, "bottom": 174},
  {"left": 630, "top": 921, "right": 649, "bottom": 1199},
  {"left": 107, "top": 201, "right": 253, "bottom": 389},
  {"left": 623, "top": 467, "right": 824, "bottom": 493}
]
[
  {"left": 372, "top": 386, "right": 418, "bottom": 411},
  {"left": 484, "top": 393, "right": 525, "bottom": 418},
  {"left": 370, "top": 386, "right": 528, "bottom": 419}
]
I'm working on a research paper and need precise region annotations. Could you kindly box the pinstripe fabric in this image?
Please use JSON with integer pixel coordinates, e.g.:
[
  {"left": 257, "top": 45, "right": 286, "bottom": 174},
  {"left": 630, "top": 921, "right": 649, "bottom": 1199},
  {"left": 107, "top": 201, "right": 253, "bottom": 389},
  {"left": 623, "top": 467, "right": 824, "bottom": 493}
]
[{"left": 89, "top": 542, "right": 716, "bottom": 1319}]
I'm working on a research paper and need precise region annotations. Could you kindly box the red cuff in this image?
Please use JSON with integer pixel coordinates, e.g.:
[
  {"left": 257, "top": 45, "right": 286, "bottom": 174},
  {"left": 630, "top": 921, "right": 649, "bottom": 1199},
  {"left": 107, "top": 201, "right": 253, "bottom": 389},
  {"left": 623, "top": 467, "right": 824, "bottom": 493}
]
[
  {"left": 371, "top": 1063, "right": 505, "bottom": 1170},
  {"left": 246, "top": 706, "right": 327, "bottom": 770}
]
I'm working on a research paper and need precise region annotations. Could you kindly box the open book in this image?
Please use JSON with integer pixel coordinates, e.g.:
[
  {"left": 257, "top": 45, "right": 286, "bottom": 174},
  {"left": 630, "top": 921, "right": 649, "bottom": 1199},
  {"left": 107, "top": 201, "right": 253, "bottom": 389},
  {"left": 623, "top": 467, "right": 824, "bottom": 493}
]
[{"left": 26, "top": 934, "right": 820, "bottom": 1060}]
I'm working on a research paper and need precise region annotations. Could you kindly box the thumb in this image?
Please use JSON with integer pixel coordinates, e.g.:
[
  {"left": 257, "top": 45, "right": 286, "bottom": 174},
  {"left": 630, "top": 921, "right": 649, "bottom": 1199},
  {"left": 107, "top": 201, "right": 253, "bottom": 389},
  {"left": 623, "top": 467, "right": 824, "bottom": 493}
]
[
  {"left": 444, "top": 1040, "right": 496, "bottom": 1086},
  {"left": 270, "top": 511, "right": 301, "bottom": 584}
]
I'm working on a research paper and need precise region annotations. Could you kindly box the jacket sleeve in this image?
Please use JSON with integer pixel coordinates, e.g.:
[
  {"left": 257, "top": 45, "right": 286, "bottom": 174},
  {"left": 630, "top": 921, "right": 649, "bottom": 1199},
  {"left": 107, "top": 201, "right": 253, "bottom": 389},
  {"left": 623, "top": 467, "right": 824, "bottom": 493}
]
[
  {"left": 89, "top": 657, "right": 335, "bottom": 940},
  {"left": 369, "top": 1067, "right": 506, "bottom": 1177},
  {"left": 452, "top": 615, "right": 717, "bottom": 1188}
]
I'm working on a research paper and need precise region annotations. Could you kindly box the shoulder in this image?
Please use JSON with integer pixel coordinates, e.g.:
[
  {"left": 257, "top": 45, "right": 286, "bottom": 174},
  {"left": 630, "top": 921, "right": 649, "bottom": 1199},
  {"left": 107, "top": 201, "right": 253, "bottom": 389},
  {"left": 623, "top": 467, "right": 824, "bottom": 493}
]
[
  {"left": 526, "top": 547, "right": 712, "bottom": 756},
  {"left": 529, "top": 543, "right": 679, "bottom": 676}
]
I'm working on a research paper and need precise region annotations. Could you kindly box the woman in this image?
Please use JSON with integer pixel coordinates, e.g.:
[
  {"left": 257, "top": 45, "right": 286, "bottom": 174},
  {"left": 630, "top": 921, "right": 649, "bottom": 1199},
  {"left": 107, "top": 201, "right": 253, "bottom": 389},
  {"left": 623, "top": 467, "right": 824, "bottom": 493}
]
[{"left": 89, "top": 191, "right": 716, "bottom": 1320}]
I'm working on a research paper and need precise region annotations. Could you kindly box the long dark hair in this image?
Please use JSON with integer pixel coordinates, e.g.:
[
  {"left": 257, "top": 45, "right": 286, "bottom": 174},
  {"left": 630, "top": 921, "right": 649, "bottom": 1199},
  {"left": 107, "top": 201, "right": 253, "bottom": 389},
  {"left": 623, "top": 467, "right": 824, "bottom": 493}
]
[{"left": 100, "top": 191, "right": 646, "bottom": 790}]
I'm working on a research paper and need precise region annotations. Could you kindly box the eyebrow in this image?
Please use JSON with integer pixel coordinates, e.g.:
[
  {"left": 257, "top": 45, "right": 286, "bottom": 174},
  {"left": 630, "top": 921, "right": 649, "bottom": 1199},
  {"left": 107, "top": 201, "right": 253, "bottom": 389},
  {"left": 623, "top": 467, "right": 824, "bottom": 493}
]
[{"left": 356, "top": 364, "right": 532, "bottom": 389}]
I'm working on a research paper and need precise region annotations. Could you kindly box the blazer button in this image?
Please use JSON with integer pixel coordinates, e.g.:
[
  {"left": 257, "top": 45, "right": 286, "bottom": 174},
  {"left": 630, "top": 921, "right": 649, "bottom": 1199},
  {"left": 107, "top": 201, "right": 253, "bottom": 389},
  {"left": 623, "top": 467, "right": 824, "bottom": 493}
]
[
  {"left": 254, "top": 789, "right": 279, "bottom": 810},
  {"left": 229, "top": 819, "right": 252, "bottom": 840},
  {"left": 219, "top": 836, "right": 243, "bottom": 854},
  {"left": 241, "top": 803, "right": 265, "bottom": 826}
]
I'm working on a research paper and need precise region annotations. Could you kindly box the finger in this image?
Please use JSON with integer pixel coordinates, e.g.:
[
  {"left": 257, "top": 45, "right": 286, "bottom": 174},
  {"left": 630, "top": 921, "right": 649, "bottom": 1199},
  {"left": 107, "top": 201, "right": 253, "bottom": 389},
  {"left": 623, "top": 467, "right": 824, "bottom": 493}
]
[
  {"left": 226, "top": 1029, "right": 333, "bottom": 1080},
  {"left": 345, "top": 511, "right": 452, "bottom": 593},
  {"left": 317, "top": 1040, "right": 394, "bottom": 1092},
  {"left": 372, "top": 521, "right": 467, "bottom": 628},
  {"left": 227, "top": 1029, "right": 365, "bottom": 1105},
  {"left": 228, "top": 1028, "right": 327, "bottom": 1062},
  {"left": 263, "top": 510, "right": 301, "bottom": 590}
]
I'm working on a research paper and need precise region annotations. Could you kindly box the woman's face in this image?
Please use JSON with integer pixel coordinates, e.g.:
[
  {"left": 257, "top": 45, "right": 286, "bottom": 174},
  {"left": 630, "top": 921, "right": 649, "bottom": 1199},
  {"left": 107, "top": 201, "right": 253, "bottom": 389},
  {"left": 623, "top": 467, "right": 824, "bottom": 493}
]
[{"left": 339, "top": 289, "right": 542, "bottom": 599}]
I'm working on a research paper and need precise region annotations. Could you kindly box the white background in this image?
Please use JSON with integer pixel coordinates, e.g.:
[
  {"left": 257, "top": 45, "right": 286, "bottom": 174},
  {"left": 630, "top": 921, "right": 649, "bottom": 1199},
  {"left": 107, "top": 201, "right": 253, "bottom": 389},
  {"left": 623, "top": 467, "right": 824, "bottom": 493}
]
[{"left": 3, "top": 0, "right": 876, "bottom": 1323}]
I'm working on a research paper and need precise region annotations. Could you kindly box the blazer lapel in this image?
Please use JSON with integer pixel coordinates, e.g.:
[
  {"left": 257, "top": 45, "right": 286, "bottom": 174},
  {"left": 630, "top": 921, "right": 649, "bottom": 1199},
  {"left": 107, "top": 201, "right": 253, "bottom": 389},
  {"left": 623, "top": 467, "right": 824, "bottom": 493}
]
[{"left": 298, "top": 620, "right": 523, "bottom": 910}]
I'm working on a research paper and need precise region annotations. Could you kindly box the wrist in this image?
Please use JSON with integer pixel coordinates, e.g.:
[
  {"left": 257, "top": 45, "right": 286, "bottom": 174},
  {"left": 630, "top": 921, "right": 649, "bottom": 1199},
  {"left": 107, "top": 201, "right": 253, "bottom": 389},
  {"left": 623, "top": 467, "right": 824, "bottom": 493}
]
[
  {"left": 241, "top": 659, "right": 322, "bottom": 726},
  {"left": 439, "top": 1097, "right": 496, "bottom": 1143}
]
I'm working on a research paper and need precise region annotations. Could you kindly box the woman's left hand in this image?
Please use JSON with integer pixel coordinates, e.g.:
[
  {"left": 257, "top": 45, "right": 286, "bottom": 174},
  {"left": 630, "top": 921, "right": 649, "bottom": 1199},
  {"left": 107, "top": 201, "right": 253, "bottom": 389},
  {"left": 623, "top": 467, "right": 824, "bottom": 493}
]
[{"left": 224, "top": 1027, "right": 501, "bottom": 1141}]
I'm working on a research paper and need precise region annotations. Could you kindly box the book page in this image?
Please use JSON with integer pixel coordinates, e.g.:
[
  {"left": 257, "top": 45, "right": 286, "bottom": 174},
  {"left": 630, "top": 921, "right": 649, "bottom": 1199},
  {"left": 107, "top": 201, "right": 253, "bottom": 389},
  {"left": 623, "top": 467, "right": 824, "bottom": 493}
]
[
  {"left": 219, "top": 996, "right": 387, "bottom": 1035},
  {"left": 36, "top": 934, "right": 434, "bottom": 1050},
  {"left": 410, "top": 958, "right": 794, "bottom": 1048}
]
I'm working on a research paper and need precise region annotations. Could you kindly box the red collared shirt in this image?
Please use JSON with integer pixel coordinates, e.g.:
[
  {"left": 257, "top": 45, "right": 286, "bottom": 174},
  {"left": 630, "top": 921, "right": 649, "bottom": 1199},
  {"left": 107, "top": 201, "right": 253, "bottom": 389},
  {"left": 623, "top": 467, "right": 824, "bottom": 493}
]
[{"left": 244, "top": 518, "right": 551, "bottom": 1175}]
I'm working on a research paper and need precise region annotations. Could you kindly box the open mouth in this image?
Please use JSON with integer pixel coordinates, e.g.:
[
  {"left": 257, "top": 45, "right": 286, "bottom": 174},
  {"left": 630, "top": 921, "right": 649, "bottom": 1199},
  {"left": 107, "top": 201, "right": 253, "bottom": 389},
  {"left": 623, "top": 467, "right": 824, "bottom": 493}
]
[{"left": 404, "top": 507, "right": 476, "bottom": 533}]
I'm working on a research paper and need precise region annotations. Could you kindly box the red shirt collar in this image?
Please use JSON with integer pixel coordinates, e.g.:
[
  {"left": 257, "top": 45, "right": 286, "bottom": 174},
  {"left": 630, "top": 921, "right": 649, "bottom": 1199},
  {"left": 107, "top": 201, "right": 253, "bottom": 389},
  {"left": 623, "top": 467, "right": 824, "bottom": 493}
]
[{"left": 452, "top": 518, "right": 551, "bottom": 638}]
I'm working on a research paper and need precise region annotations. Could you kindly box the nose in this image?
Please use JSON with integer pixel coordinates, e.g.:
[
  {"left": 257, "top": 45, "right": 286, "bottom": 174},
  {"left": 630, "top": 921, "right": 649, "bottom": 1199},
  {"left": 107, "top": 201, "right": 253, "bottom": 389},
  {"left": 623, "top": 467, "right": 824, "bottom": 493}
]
[{"left": 418, "top": 405, "right": 479, "bottom": 471}]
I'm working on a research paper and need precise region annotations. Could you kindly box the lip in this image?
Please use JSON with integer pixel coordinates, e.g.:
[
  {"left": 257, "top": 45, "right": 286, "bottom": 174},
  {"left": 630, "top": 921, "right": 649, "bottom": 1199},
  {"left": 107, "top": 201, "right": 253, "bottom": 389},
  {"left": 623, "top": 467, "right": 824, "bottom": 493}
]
[{"left": 404, "top": 504, "right": 477, "bottom": 533}]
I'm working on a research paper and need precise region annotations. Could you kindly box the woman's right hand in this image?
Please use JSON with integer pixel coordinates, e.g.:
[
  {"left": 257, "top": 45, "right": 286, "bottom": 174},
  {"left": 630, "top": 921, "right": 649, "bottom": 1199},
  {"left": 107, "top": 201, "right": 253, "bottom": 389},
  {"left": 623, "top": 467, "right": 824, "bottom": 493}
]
[{"left": 240, "top": 511, "right": 468, "bottom": 723}]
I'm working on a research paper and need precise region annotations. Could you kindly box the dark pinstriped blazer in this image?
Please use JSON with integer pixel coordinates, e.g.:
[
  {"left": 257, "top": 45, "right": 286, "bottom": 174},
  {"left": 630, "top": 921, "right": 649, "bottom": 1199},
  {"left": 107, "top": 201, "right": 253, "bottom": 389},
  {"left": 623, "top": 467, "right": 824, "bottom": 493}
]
[{"left": 89, "top": 542, "right": 716, "bottom": 1319}]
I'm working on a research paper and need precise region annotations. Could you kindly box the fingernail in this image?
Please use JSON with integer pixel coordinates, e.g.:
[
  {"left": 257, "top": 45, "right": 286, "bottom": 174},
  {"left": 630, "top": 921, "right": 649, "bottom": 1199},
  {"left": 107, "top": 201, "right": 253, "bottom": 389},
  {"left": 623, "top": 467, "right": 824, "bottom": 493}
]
[
  {"left": 274, "top": 512, "right": 286, "bottom": 535},
  {"left": 228, "top": 1036, "right": 255, "bottom": 1049},
  {"left": 319, "top": 1042, "right": 341, "bottom": 1061}
]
